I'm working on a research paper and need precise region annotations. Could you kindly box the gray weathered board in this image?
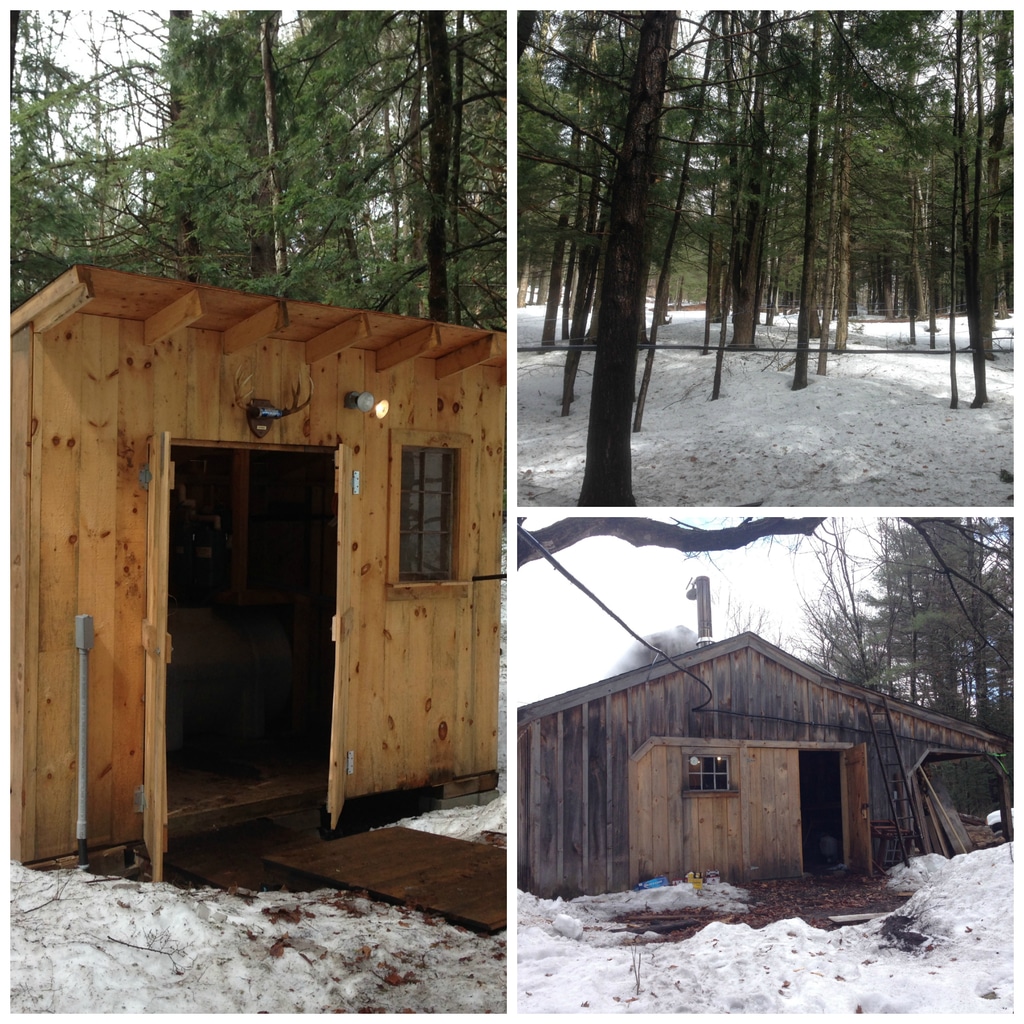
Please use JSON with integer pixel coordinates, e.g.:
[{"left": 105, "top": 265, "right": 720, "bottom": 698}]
[{"left": 263, "top": 826, "right": 506, "bottom": 932}]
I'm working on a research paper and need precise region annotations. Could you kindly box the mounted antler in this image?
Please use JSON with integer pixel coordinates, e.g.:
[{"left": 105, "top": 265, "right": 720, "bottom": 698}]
[
  {"left": 279, "top": 372, "right": 314, "bottom": 418},
  {"left": 234, "top": 360, "right": 314, "bottom": 437},
  {"left": 234, "top": 360, "right": 256, "bottom": 411}
]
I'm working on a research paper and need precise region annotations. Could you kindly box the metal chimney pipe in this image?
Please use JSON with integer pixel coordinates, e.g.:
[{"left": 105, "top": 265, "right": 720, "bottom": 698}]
[{"left": 686, "top": 576, "right": 713, "bottom": 647}]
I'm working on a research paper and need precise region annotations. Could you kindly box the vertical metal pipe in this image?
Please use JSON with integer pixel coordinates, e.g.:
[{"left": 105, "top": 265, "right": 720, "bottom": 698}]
[
  {"left": 687, "top": 576, "right": 713, "bottom": 646},
  {"left": 75, "top": 615, "right": 94, "bottom": 871}
]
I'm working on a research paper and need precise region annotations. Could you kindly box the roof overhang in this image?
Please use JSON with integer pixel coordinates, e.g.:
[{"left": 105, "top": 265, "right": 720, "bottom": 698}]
[{"left": 11, "top": 265, "right": 506, "bottom": 379}]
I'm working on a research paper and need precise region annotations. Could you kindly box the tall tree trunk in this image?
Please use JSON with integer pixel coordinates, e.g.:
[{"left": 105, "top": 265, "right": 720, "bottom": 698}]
[
  {"left": 407, "top": 22, "right": 425, "bottom": 317},
  {"left": 949, "top": 14, "right": 966, "bottom": 410},
  {"left": 543, "top": 134, "right": 577, "bottom": 343},
  {"left": 517, "top": 258, "right": 531, "bottom": 307},
  {"left": 448, "top": 11, "right": 465, "bottom": 325},
  {"left": 833, "top": 101, "right": 852, "bottom": 351},
  {"left": 169, "top": 11, "right": 201, "bottom": 282},
  {"left": 634, "top": 17, "right": 712, "bottom": 431},
  {"left": 260, "top": 13, "right": 287, "bottom": 277},
  {"left": 816, "top": 187, "right": 838, "bottom": 374},
  {"left": 907, "top": 176, "right": 923, "bottom": 346},
  {"left": 424, "top": 12, "right": 453, "bottom": 323},
  {"left": 793, "top": 15, "right": 822, "bottom": 391},
  {"left": 541, "top": 216, "right": 568, "bottom": 343},
  {"left": 561, "top": 138, "right": 604, "bottom": 415},
  {"left": 517, "top": 10, "right": 538, "bottom": 63},
  {"left": 982, "top": 12, "right": 1010, "bottom": 339},
  {"left": 958, "top": 14, "right": 986, "bottom": 406},
  {"left": 730, "top": 12, "right": 771, "bottom": 349},
  {"left": 10, "top": 11, "right": 18, "bottom": 90},
  {"left": 578, "top": 11, "right": 674, "bottom": 506},
  {"left": 703, "top": 171, "right": 721, "bottom": 355}
]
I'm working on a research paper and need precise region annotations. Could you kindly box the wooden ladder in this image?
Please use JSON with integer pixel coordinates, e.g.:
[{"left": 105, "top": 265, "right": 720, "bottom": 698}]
[{"left": 864, "top": 694, "right": 920, "bottom": 868}]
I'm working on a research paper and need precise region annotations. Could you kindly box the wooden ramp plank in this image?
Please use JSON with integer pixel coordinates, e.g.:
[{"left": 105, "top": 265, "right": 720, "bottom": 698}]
[{"left": 263, "top": 827, "right": 506, "bottom": 933}]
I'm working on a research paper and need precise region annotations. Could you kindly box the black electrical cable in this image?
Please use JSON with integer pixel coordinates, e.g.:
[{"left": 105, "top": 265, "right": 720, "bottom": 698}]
[{"left": 517, "top": 522, "right": 714, "bottom": 710}]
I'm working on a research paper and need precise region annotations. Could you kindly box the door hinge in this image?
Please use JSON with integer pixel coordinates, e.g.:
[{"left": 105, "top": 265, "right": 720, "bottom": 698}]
[
  {"left": 346, "top": 750, "right": 355, "bottom": 775},
  {"left": 139, "top": 464, "right": 153, "bottom": 491},
  {"left": 351, "top": 470, "right": 361, "bottom": 495},
  {"left": 134, "top": 785, "right": 147, "bottom": 813}
]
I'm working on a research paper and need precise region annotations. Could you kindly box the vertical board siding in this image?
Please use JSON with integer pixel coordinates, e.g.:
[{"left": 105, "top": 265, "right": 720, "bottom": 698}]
[
  {"left": 561, "top": 704, "right": 584, "bottom": 895},
  {"left": 16, "top": 302, "right": 504, "bottom": 862},
  {"left": 78, "top": 314, "right": 120, "bottom": 845},
  {"left": 586, "top": 698, "right": 608, "bottom": 894},
  {"left": 522, "top": 636, "right": 1010, "bottom": 898},
  {"left": 36, "top": 320, "right": 84, "bottom": 855},
  {"left": 11, "top": 325, "right": 35, "bottom": 860},
  {"left": 608, "top": 690, "right": 630, "bottom": 891}
]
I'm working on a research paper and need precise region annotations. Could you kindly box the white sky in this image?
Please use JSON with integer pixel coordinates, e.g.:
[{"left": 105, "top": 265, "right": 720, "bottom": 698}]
[{"left": 511, "top": 514, "right": 881, "bottom": 708}]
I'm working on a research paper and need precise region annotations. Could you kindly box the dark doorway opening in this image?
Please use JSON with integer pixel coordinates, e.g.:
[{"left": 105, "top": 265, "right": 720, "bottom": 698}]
[
  {"left": 799, "top": 750, "right": 845, "bottom": 872},
  {"left": 165, "top": 444, "right": 337, "bottom": 837}
]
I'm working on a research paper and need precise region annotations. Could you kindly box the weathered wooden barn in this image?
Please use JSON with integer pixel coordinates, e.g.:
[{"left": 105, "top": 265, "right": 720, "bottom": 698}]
[
  {"left": 12, "top": 265, "right": 506, "bottom": 881},
  {"left": 518, "top": 631, "right": 1012, "bottom": 899}
]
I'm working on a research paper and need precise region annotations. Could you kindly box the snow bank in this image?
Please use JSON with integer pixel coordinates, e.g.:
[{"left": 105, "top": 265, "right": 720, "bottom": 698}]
[{"left": 517, "top": 844, "right": 1013, "bottom": 1013}]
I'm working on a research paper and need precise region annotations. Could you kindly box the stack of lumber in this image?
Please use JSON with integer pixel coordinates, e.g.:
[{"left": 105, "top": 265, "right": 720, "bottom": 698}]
[{"left": 917, "top": 770, "right": 974, "bottom": 857}]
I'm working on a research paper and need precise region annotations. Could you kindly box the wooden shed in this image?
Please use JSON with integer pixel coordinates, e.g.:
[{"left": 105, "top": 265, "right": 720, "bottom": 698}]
[
  {"left": 12, "top": 265, "right": 506, "bottom": 880},
  {"left": 518, "top": 631, "right": 1012, "bottom": 899}
]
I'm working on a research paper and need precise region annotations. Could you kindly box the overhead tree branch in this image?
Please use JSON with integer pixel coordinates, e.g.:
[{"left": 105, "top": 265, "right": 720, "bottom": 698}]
[{"left": 517, "top": 516, "right": 826, "bottom": 568}]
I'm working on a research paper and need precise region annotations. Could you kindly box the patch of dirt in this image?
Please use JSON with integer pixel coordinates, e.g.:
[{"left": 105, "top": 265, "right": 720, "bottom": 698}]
[{"left": 615, "top": 872, "right": 913, "bottom": 945}]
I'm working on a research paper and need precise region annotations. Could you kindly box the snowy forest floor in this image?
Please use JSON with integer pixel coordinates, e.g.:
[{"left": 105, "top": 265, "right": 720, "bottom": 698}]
[
  {"left": 517, "top": 307, "right": 1014, "bottom": 507},
  {"left": 517, "top": 844, "right": 1013, "bottom": 1014}
]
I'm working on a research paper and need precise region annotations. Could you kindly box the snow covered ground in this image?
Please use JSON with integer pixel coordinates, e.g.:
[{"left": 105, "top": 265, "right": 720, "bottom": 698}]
[
  {"left": 517, "top": 306, "right": 1014, "bottom": 506},
  {"left": 10, "top": 552, "right": 508, "bottom": 1013},
  {"left": 10, "top": 795, "right": 507, "bottom": 1014},
  {"left": 517, "top": 844, "right": 1013, "bottom": 1014}
]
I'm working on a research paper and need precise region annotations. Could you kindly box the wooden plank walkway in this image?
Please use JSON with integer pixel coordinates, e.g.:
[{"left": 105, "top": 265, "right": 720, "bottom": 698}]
[{"left": 263, "top": 827, "right": 506, "bottom": 933}]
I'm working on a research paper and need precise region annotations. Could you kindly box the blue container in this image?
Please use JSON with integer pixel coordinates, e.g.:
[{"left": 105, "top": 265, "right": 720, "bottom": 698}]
[{"left": 633, "top": 875, "right": 669, "bottom": 890}]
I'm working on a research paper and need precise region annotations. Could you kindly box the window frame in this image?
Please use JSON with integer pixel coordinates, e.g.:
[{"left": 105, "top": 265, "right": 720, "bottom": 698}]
[
  {"left": 686, "top": 752, "right": 733, "bottom": 792},
  {"left": 387, "top": 429, "right": 473, "bottom": 598},
  {"left": 398, "top": 445, "right": 458, "bottom": 582}
]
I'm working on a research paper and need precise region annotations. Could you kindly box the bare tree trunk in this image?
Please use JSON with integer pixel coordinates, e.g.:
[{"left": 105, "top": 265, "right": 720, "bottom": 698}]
[
  {"left": 517, "top": 258, "right": 531, "bottom": 307},
  {"left": 959, "top": 15, "right": 986, "bottom": 406},
  {"left": 730, "top": 13, "right": 771, "bottom": 349},
  {"left": 561, "top": 143, "right": 604, "bottom": 415},
  {"left": 793, "top": 14, "right": 822, "bottom": 391},
  {"left": 816, "top": 114, "right": 841, "bottom": 376},
  {"left": 424, "top": 11, "right": 453, "bottom": 323},
  {"left": 833, "top": 108, "right": 852, "bottom": 351},
  {"left": 634, "top": 17, "right": 712, "bottom": 432},
  {"left": 449, "top": 11, "right": 465, "bottom": 325},
  {"left": 166, "top": 11, "right": 202, "bottom": 281},
  {"left": 10, "top": 11, "right": 18, "bottom": 89},
  {"left": 517, "top": 10, "right": 538, "bottom": 63},
  {"left": 407, "top": 23, "right": 425, "bottom": 317},
  {"left": 907, "top": 176, "right": 923, "bottom": 346},
  {"left": 260, "top": 13, "right": 287, "bottom": 277},
  {"left": 578, "top": 11, "right": 674, "bottom": 506},
  {"left": 983, "top": 12, "right": 1010, "bottom": 338},
  {"left": 541, "top": 214, "right": 569, "bottom": 343}
]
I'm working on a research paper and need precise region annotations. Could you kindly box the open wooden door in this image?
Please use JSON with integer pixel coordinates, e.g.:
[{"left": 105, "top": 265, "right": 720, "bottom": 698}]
[
  {"left": 842, "top": 743, "right": 872, "bottom": 874},
  {"left": 142, "top": 432, "right": 173, "bottom": 880},
  {"left": 325, "top": 443, "right": 355, "bottom": 829}
]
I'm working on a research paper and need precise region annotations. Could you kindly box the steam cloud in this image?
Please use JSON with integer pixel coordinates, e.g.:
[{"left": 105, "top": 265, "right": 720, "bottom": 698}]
[{"left": 609, "top": 623, "right": 700, "bottom": 674}]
